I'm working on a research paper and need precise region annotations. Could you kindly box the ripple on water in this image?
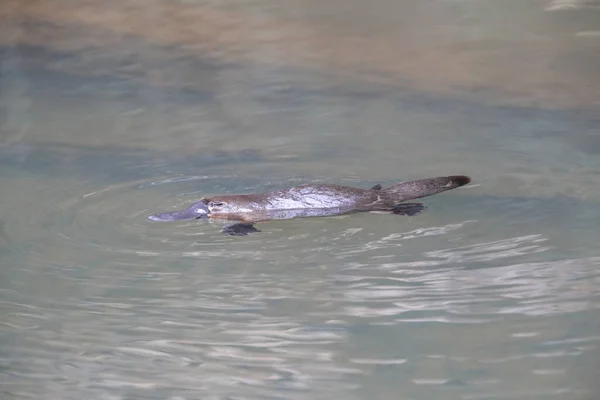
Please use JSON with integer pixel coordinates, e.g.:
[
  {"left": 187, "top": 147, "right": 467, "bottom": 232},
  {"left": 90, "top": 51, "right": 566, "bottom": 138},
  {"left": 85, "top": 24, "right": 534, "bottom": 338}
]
[
  {"left": 335, "top": 237, "right": 599, "bottom": 323},
  {"left": 14, "top": 175, "right": 413, "bottom": 264},
  {"left": 1, "top": 175, "right": 372, "bottom": 399},
  {"left": 2, "top": 175, "right": 600, "bottom": 399}
]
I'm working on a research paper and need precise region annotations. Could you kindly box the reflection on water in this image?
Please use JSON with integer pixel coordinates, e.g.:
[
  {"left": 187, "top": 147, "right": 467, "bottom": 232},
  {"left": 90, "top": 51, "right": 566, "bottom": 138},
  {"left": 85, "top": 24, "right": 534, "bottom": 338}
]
[
  {"left": 1, "top": 0, "right": 600, "bottom": 399},
  {"left": 1, "top": 0, "right": 600, "bottom": 108}
]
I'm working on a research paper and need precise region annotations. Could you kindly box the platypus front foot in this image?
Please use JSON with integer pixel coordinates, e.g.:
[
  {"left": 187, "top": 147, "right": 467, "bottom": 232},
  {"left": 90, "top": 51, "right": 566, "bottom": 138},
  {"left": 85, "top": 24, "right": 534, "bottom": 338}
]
[
  {"left": 221, "top": 223, "right": 261, "bottom": 236},
  {"left": 391, "top": 203, "right": 426, "bottom": 216}
]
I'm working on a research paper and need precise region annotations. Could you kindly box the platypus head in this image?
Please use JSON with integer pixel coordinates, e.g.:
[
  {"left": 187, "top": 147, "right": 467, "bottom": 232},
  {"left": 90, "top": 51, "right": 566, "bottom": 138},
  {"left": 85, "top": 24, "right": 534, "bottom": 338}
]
[
  {"left": 147, "top": 199, "right": 211, "bottom": 222},
  {"left": 201, "top": 197, "right": 252, "bottom": 215},
  {"left": 147, "top": 198, "right": 246, "bottom": 222}
]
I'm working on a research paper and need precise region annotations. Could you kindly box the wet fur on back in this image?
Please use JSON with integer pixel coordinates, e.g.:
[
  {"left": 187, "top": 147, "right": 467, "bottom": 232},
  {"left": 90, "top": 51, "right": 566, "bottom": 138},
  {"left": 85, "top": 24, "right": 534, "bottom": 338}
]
[{"left": 205, "top": 175, "right": 471, "bottom": 219}]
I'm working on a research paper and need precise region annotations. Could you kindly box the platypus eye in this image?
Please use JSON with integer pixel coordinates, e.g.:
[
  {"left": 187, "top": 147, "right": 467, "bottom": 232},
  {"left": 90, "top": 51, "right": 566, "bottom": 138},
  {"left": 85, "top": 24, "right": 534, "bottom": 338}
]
[{"left": 210, "top": 201, "right": 225, "bottom": 207}]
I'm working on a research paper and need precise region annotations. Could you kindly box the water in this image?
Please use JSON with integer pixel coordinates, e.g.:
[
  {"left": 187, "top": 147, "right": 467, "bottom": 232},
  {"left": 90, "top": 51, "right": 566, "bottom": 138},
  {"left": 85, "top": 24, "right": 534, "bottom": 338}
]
[{"left": 1, "top": 1, "right": 600, "bottom": 399}]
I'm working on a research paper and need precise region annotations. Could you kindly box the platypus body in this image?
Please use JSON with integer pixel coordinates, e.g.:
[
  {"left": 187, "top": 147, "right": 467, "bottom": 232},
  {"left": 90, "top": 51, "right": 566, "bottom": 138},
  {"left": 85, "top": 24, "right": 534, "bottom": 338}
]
[{"left": 148, "top": 175, "right": 471, "bottom": 235}]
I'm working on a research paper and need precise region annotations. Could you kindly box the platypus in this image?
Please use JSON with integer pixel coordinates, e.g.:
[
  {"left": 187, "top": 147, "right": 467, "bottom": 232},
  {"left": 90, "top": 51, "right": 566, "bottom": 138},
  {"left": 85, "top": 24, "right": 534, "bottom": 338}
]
[{"left": 148, "top": 175, "right": 471, "bottom": 235}]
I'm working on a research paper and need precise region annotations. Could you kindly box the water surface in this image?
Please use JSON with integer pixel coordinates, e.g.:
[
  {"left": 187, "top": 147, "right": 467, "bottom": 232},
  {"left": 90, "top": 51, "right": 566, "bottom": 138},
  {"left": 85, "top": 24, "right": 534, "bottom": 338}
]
[{"left": 1, "top": 1, "right": 600, "bottom": 399}]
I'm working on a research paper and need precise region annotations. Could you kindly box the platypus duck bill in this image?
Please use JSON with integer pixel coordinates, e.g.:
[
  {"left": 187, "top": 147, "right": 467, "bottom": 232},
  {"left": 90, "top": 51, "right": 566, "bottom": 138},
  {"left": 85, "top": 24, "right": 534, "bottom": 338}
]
[{"left": 147, "top": 200, "right": 210, "bottom": 221}]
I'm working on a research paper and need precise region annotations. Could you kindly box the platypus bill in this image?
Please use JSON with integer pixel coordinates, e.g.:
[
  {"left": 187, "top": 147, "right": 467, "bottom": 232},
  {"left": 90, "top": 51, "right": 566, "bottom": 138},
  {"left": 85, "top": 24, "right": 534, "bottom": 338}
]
[{"left": 148, "top": 175, "right": 471, "bottom": 236}]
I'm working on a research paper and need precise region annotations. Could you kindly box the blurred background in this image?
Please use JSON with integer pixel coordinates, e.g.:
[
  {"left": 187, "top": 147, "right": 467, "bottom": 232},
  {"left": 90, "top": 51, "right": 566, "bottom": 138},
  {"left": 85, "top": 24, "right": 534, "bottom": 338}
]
[{"left": 1, "top": 1, "right": 599, "bottom": 399}]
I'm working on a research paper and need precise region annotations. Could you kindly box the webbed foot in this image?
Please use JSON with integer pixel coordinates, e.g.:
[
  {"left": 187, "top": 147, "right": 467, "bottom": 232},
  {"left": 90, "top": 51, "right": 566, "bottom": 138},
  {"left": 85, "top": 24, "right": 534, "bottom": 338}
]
[
  {"left": 391, "top": 203, "right": 426, "bottom": 216},
  {"left": 221, "top": 223, "right": 261, "bottom": 236}
]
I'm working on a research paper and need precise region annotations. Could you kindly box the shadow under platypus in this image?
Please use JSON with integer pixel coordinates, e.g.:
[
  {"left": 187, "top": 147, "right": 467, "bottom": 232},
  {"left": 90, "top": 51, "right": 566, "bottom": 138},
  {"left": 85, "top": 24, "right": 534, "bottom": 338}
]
[{"left": 148, "top": 175, "right": 471, "bottom": 236}]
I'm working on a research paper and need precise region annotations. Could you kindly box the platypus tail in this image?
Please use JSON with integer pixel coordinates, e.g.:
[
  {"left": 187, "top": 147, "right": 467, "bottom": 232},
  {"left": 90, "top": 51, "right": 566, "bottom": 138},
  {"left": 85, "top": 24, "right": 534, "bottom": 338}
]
[{"left": 379, "top": 175, "right": 471, "bottom": 203}]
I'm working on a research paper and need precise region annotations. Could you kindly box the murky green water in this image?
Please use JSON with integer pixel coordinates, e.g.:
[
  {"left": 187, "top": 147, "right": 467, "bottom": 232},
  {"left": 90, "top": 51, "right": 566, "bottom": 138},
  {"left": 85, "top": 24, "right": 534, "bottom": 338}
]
[{"left": 1, "top": 1, "right": 600, "bottom": 399}]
